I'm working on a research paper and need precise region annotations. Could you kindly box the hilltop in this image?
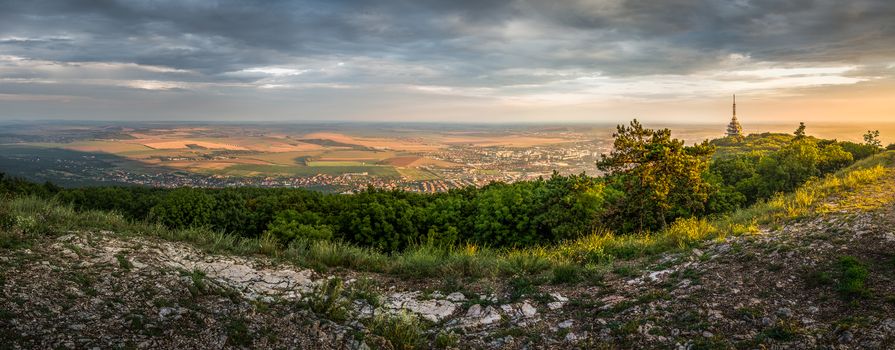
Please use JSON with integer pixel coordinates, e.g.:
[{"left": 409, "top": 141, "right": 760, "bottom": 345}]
[{"left": 2, "top": 152, "right": 894, "bottom": 349}]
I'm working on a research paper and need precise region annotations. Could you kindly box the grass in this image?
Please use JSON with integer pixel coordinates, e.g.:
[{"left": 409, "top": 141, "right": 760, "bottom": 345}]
[
  {"left": 2, "top": 151, "right": 893, "bottom": 283},
  {"left": 836, "top": 256, "right": 870, "bottom": 300},
  {"left": 804, "top": 255, "right": 872, "bottom": 301},
  {"left": 366, "top": 311, "right": 425, "bottom": 350},
  {"left": 348, "top": 277, "right": 382, "bottom": 308},
  {"left": 434, "top": 331, "right": 459, "bottom": 349},
  {"left": 224, "top": 317, "right": 254, "bottom": 347},
  {"left": 760, "top": 319, "right": 803, "bottom": 342},
  {"left": 116, "top": 253, "right": 134, "bottom": 270},
  {"left": 301, "top": 277, "right": 350, "bottom": 322}
]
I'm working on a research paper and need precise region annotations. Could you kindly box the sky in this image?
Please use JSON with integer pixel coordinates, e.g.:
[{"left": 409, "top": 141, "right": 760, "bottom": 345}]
[{"left": 1, "top": 0, "right": 894, "bottom": 123}]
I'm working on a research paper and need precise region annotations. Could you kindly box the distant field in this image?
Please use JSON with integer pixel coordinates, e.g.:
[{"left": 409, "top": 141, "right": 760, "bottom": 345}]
[
  {"left": 440, "top": 135, "right": 584, "bottom": 147},
  {"left": 302, "top": 132, "right": 443, "bottom": 151},
  {"left": 139, "top": 140, "right": 248, "bottom": 150},
  {"left": 247, "top": 151, "right": 325, "bottom": 165},
  {"left": 218, "top": 164, "right": 400, "bottom": 178},
  {"left": 17, "top": 141, "right": 151, "bottom": 153},
  {"left": 383, "top": 156, "right": 461, "bottom": 168},
  {"left": 307, "top": 161, "right": 369, "bottom": 166},
  {"left": 316, "top": 149, "right": 397, "bottom": 161},
  {"left": 397, "top": 167, "right": 441, "bottom": 181}
]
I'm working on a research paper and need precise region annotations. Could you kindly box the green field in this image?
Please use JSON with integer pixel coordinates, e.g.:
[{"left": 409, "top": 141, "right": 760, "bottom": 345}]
[{"left": 397, "top": 168, "right": 441, "bottom": 181}]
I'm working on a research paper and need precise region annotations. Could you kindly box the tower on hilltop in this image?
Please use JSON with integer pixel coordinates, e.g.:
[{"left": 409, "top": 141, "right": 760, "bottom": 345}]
[{"left": 726, "top": 94, "right": 743, "bottom": 137}]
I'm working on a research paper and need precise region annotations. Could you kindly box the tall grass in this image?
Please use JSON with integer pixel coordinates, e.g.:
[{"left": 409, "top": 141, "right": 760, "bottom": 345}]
[{"left": 2, "top": 152, "right": 892, "bottom": 281}]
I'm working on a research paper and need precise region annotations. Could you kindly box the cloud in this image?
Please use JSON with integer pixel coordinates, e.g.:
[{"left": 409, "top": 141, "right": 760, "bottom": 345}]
[{"left": 0, "top": 0, "right": 893, "bottom": 121}]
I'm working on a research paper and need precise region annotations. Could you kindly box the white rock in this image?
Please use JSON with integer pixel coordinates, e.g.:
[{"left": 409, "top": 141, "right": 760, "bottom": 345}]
[
  {"left": 550, "top": 292, "right": 569, "bottom": 302},
  {"left": 558, "top": 319, "right": 574, "bottom": 329},
  {"left": 446, "top": 292, "right": 466, "bottom": 302},
  {"left": 547, "top": 302, "right": 565, "bottom": 310},
  {"left": 599, "top": 295, "right": 627, "bottom": 310},
  {"left": 386, "top": 293, "right": 457, "bottom": 323},
  {"left": 158, "top": 307, "right": 176, "bottom": 320},
  {"left": 520, "top": 302, "right": 538, "bottom": 318},
  {"left": 500, "top": 301, "right": 538, "bottom": 319},
  {"left": 647, "top": 269, "right": 673, "bottom": 282},
  {"left": 881, "top": 319, "right": 895, "bottom": 333},
  {"left": 463, "top": 304, "right": 502, "bottom": 327}
]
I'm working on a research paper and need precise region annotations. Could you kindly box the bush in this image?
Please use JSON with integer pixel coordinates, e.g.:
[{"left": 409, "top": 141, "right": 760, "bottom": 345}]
[
  {"left": 150, "top": 188, "right": 215, "bottom": 229},
  {"left": 266, "top": 209, "right": 334, "bottom": 242}
]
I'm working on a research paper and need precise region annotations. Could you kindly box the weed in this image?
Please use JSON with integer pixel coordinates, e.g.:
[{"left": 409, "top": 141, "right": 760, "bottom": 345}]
[
  {"left": 508, "top": 277, "right": 537, "bottom": 301},
  {"left": 612, "top": 265, "right": 639, "bottom": 277},
  {"left": 125, "top": 313, "right": 145, "bottom": 331},
  {"left": 225, "top": 317, "right": 253, "bottom": 347},
  {"left": 367, "top": 312, "right": 424, "bottom": 350},
  {"left": 761, "top": 319, "right": 803, "bottom": 341},
  {"left": 302, "top": 278, "right": 349, "bottom": 322},
  {"left": 116, "top": 253, "right": 133, "bottom": 270},
  {"left": 434, "top": 331, "right": 459, "bottom": 349},
  {"left": 348, "top": 277, "right": 382, "bottom": 308},
  {"left": 551, "top": 263, "right": 582, "bottom": 284},
  {"left": 805, "top": 270, "right": 833, "bottom": 288},
  {"left": 837, "top": 256, "right": 870, "bottom": 300},
  {"left": 736, "top": 307, "right": 762, "bottom": 320},
  {"left": 69, "top": 270, "right": 97, "bottom": 296}
]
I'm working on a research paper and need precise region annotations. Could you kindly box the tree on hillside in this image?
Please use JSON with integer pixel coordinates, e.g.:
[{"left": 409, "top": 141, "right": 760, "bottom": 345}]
[
  {"left": 794, "top": 122, "right": 807, "bottom": 139},
  {"left": 863, "top": 130, "right": 881, "bottom": 150},
  {"left": 597, "top": 119, "right": 715, "bottom": 231},
  {"left": 150, "top": 188, "right": 215, "bottom": 229}
]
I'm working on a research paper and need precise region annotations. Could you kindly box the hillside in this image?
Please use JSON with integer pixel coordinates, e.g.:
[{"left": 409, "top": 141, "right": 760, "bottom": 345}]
[{"left": 2, "top": 152, "right": 895, "bottom": 349}]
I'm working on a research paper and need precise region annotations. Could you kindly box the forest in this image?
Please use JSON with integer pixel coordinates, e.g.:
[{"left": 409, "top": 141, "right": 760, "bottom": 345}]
[{"left": 1, "top": 121, "right": 888, "bottom": 252}]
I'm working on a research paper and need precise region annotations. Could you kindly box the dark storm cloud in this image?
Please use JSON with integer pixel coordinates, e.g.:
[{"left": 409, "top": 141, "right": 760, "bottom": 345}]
[{"left": 2, "top": 0, "right": 890, "bottom": 77}]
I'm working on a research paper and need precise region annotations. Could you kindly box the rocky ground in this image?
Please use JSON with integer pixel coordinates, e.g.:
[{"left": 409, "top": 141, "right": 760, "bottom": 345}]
[{"left": 2, "top": 176, "right": 894, "bottom": 349}]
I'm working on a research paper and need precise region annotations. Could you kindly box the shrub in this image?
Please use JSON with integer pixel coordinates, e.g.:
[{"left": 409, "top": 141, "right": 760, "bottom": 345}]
[
  {"left": 150, "top": 188, "right": 215, "bottom": 229},
  {"left": 266, "top": 209, "right": 333, "bottom": 242}
]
